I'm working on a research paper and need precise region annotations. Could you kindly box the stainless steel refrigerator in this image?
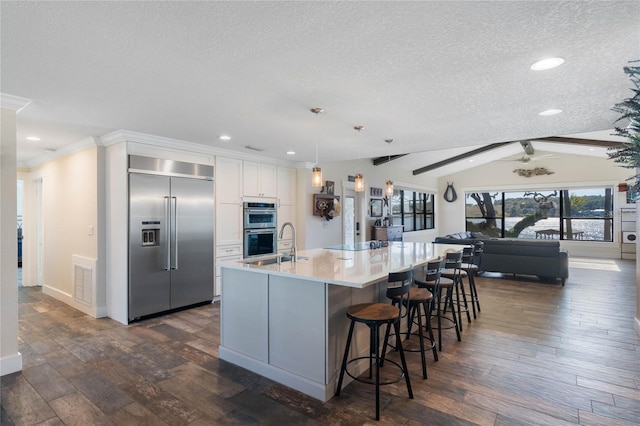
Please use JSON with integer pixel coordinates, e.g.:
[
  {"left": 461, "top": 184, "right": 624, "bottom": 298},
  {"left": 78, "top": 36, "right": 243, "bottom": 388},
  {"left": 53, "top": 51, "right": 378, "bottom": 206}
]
[{"left": 128, "top": 156, "right": 214, "bottom": 322}]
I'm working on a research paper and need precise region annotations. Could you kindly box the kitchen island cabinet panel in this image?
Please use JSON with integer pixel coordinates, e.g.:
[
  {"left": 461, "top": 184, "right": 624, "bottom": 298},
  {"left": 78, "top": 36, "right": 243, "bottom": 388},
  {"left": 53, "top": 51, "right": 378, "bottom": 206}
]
[
  {"left": 220, "top": 268, "right": 268, "bottom": 362},
  {"left": 268, "top": 275, "right": 325, "bottom": 383}
]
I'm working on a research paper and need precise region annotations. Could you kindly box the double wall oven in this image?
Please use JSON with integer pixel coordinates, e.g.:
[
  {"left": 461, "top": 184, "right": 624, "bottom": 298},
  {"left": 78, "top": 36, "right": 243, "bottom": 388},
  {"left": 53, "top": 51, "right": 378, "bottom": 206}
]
[{"left": 243, "top": 202, "right": 277, "bottom": 258}]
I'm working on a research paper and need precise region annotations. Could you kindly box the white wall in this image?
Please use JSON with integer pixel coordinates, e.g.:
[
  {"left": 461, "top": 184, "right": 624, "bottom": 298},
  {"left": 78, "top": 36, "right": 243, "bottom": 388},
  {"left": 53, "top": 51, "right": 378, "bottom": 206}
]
[
  {"left": 25, "top": 146, "right": 105, "bottom": 316},
  {"left": 298, "top": 158, "right": 438, "bottom": 249},
  {"left": 1, "top": 106, "right": 21, "bottom": 375},
  {"left": 437, "top": 153, "right": 631, "bottom": 258}
]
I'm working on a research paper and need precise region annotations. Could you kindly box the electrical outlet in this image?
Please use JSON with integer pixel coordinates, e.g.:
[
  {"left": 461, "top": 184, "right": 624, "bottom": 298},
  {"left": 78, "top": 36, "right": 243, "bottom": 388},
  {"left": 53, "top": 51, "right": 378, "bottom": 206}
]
[{"left": 88, "top": 225, "right": 94, "bottom": 236}]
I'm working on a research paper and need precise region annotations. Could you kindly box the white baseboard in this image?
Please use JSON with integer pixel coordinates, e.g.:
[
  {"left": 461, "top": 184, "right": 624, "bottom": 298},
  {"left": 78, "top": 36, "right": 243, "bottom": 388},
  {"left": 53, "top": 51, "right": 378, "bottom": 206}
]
[
  {"left": 219, "top": 346, "right": 332, "bottom": 402},
  {"left": 42, "top": 285, "right": 105, "bottom": 318},
  {"left": 0, "top": 352, "right": 22, "bottom": 376}
]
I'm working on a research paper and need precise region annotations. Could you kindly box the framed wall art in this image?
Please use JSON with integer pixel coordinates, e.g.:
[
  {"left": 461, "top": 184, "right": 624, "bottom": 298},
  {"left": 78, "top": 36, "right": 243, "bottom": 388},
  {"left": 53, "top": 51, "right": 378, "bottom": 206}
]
[{"left": 370, "top": 199, "right": 383, "bottom": 217}]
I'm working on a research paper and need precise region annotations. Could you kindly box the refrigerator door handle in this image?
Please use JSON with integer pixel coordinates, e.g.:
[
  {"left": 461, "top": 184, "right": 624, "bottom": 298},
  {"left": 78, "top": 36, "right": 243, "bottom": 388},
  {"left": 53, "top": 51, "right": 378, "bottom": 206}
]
[
  {"left": 164, "top": 196, "right": 170, "bottom": 270},
  {"left": 171, "top": 196, "right": 178, "bottom": 270}
]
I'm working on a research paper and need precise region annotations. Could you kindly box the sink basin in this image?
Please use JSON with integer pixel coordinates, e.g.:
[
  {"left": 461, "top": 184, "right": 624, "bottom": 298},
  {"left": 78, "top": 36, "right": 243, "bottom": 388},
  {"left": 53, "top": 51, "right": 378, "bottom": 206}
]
[
  {"left": 242, "top": 255, "right": 282, "bottom": 266},
  {"left": 281, "top": 254, "right": 309, "bottom": 262},
  {"left": 242, "top": 254, "right": 309, "bottom": 267}
]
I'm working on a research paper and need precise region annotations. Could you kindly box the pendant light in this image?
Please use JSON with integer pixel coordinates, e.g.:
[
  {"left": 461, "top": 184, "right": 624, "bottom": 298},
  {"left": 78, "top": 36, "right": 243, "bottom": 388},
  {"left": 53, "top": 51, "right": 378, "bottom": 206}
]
[
  {"left": 354, "top": 174, "right": 365, "bottom": 192},
  {"left": 312, "top": 167, "right": 323, "bottom": 187},
  {"left": 354, "top": 125, "right": 365, "bottom": 192},
  {"left": 310, "top": 107, "right": 324, "bottom": 187},
  {"left": 385, "top": 139, "right": 394, "bottom": 197}
]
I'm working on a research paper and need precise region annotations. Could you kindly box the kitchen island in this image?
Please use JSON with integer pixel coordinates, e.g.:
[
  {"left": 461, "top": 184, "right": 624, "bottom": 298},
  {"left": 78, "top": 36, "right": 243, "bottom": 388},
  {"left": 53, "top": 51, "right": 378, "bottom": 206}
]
[{"left": 219, "top": 241, "right": 461, "bottom": 402}]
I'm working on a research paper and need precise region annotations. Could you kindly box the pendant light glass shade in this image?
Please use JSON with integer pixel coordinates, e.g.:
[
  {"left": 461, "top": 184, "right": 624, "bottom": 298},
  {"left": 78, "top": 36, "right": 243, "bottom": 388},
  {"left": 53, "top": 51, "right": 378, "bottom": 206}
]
[
  {"left": 312, "top": 167, "right": 323, "bottom": 187},
  {"left": 354, "top": 174, "right": 364, "bottom": 192},
  {"left": 386, "top": 180, "right": 394, "bottom": 197}
]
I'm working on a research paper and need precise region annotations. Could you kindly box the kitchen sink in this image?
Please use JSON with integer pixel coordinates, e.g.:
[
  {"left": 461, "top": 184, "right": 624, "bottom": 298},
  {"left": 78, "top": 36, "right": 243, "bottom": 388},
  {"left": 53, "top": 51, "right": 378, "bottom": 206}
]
[
  {"left": 242, "top": 254, "right": 309, "bottom": 266},
  {"left": 280, "top": 254, "right": 309, "bottom": 262}
]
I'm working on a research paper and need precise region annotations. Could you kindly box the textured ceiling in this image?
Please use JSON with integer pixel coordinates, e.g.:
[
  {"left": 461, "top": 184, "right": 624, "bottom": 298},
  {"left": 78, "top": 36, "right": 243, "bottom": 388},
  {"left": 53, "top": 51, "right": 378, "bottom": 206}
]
[{"left": 2, "top": 1, "right": 639, "bottom": 167}]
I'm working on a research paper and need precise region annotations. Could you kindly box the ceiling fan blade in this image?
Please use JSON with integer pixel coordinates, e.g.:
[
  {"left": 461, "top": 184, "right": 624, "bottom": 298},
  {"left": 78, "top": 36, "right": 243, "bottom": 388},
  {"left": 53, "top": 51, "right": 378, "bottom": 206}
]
[{"left": 530, "top": 154, "right": 557, "bottom": 161}]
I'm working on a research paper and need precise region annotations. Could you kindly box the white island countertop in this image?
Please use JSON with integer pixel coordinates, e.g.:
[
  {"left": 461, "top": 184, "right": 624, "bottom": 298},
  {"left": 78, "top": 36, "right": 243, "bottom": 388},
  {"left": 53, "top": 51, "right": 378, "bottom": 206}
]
[{"left": 221, "top": 241, "right": 466, "bottom": 288}]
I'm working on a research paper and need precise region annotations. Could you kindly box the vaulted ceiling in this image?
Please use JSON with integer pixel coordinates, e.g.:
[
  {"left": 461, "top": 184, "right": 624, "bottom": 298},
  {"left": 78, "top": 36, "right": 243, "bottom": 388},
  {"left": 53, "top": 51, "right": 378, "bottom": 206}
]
[{"left": 2, "top": 1, "right": 638, "bottom": 168}]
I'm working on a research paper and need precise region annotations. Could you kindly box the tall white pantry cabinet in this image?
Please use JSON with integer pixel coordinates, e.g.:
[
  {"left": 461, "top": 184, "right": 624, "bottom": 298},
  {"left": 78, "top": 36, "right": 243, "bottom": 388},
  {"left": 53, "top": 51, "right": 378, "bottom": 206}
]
[
  {"left": 215, "top": 157, "right": 244, "bottom": 296},
  {"left": 277, "top": 166, "right": 297, "bottom": 253}
]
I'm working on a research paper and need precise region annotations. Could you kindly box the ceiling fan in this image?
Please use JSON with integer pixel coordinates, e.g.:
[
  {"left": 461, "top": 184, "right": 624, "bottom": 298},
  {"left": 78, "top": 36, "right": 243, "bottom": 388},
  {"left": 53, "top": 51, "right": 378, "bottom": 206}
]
[{"left": 500, "top": 154, "right": 558, "bottom": 163}]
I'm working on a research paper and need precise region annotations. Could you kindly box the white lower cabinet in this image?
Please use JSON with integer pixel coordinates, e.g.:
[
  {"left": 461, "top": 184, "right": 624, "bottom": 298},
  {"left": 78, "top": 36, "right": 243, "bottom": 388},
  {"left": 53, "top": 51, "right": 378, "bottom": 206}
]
[{"left": 215, "top": 244, "right": 242, "bottom": 296}]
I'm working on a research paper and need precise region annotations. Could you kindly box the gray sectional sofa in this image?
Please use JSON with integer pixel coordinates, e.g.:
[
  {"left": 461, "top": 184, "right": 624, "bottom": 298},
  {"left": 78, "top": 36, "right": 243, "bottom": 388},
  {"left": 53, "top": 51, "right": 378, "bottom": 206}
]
[
  {"left": 434, "top": 233, "right": 569, "bottom": 286},
  {"left": 480, "top": 239, "right": 568, "bottom": 286},
  {"left": 433, "top": 231, "right": 490, "bottom": 245}
]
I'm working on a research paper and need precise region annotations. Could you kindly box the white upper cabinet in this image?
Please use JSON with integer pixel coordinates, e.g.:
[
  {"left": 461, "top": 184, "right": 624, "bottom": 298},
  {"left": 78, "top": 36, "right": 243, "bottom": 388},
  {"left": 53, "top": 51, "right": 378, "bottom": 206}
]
[
  {"left": 277, "top": 167, "right": 296, "bottom": 206},
  {"left": 216, "top": 157, "right": 243, "bottom": 204},
  {"left": 243, "top": 161, "right": 277, "bottom": 198}
]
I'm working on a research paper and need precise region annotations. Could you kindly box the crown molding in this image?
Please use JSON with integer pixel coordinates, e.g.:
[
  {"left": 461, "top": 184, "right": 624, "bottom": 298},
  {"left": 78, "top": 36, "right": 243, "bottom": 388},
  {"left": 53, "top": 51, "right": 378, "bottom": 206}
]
[
  {"left": 0, "top": 93, "right": 32, "bottom": 112},
  {"left": 100, "top": 129, "right": 299, "bottom": 167},
  {"left": 21, "top": 136, "right": 101, "bottom": 169}
]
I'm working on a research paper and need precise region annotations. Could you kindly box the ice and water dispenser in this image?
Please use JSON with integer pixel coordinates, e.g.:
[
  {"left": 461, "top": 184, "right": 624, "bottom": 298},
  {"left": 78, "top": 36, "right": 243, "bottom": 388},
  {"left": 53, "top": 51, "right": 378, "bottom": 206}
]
[{"left": 141, "top": 221, "right": 160, "bottom": 247}]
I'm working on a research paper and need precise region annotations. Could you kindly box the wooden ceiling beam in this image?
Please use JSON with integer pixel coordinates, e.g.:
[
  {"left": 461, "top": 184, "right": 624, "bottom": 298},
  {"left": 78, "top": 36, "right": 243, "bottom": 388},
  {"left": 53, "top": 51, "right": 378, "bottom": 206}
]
[
  {"left": 534, "top": 136, "right": 625, "bottom": 148},
  {"left": 371, "top": 154, "right": 409, "bottom": 166},
  {"left": 412, "top": 142, "right": 512, "bottom": 175}
]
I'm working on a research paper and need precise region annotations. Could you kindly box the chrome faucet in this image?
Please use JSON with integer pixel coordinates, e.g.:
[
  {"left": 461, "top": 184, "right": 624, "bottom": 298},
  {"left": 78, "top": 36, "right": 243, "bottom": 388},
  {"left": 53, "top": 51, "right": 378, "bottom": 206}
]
[{"left": 279, "top": 222, "right": 297, "bottom": 262}]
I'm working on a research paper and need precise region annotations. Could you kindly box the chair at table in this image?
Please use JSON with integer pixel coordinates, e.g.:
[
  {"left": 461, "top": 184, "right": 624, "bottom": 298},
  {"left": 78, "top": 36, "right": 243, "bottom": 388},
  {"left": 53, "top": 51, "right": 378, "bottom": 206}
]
[
  {"left": 414, "top": 257, "right": 461, "bottom": 352},
  {"left": 335, "top": 269, "right": 414, "bottom": 421}
]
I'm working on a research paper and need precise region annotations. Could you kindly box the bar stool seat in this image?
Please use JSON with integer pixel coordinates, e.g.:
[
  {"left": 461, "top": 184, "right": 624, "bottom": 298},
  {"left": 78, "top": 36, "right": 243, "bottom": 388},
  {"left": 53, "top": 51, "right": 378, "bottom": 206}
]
[{"left": 335, "top": 269, "right": 414, "bottom": 421}]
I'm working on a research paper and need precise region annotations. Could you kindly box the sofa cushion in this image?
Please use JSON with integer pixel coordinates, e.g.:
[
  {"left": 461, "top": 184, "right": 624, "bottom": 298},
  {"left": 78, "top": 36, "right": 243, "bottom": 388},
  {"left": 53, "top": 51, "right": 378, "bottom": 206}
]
[{"left": 483, "top": 240, "right": 560, "bottom": 257}]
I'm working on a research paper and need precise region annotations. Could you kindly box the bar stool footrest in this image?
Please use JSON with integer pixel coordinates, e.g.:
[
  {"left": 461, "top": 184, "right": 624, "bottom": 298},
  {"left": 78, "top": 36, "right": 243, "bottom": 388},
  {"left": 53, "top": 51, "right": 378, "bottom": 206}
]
[{"left": 344, "top": 356, "right": 407, "bottom": 386}]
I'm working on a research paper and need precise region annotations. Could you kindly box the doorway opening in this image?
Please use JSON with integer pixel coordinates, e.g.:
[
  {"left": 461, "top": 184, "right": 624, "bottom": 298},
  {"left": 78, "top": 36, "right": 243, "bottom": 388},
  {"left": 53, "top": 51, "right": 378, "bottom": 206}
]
[
  {"left": 17, "top": 180, "right": 23, "bottom": 287},
  {"left": 343, "top": 188, "right": 355, "bottom": 246}
]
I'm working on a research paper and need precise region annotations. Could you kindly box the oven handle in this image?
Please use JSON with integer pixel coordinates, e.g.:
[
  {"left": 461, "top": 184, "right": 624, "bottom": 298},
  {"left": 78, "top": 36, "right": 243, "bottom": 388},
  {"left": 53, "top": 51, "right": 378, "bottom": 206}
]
[
  {"left": 245, "top": 229, "right": 276, "bottom": 234},
  {"left": 245, "top": 209, "right": 277, "bottom": 214}
]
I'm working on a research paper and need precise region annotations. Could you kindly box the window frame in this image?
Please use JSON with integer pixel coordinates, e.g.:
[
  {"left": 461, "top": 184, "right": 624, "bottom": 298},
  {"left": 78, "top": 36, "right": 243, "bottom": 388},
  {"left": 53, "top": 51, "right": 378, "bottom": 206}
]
[
  {"left": 464, "top": 187, "right": 614, "bottom": 242},
  {"left": 391, "top": 189, "right": 435, "bottom": 231}
]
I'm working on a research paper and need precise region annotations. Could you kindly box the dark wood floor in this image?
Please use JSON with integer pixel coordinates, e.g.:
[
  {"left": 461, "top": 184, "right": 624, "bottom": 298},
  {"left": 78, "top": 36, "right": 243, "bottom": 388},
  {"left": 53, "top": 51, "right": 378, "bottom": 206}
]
[{"left": 2, "top": 257, "right": 640, "bottom": 425}]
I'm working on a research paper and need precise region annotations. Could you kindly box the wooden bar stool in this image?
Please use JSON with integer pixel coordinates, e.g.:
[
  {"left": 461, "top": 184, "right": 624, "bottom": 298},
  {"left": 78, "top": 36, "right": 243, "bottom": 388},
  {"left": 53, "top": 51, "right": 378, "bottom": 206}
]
[
  {"left": 440, "top": 251, "right": 472, "bottom": 329},
  {"left": 461, "top": 242, "right": 483, "bottom": 318},
  {"left": 335, "top": 269, "right": 414, "bottom": 421},
  {"left": 415, "top": 257, "right": 461, "bottom": 351},
  {"left": 385, "top": 264, "right": 438, "bottom": 379}
]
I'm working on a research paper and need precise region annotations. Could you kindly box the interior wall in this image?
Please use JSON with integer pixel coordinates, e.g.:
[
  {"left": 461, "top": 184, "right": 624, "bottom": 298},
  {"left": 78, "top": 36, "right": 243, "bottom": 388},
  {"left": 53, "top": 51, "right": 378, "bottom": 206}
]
[
  {"left": 1, "top": 106, "right": 21, "bottom": 375},
  {"left": 105, "top": 141, "right": 128, "bottom": 324},
  {"left": 27, "top": 146, "right": 102, "bottom": 314},
  {"left": 436, "top": 153, "right": 631, "bottom": 258},
  {"left": 299, "top": 159, "right": 438, "bottom": 249}
]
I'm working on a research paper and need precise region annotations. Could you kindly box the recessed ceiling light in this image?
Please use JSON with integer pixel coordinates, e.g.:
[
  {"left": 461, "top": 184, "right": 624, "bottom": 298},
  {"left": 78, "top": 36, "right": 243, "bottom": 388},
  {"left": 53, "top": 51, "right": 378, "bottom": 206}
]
[
  {"left": 539, "top": 109, "right": 562, "bottom": 116},
  {"left": 530, "top": 57, "right": 565, "bottom": 71},
  {"left": 588, "top": 148, "right": 595, "bottom": 151},
  {"left": 218, "top": 135, "right": 231, "bottom": 141},
  {"left": 286, "top": 151, "right": 296, "bottom": 155},
  {"left": 26, "top": 136, "right": 41, "bottom": 141},
  {"left": 469, "top": 159, "right": 474, "bottom": 163}
]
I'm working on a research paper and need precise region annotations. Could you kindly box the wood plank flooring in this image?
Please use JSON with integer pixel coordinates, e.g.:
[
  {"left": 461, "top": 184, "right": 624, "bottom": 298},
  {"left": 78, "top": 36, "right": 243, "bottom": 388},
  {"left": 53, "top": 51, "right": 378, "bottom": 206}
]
[{"left": 2, "top": 257, "right": 639, "bottom": 425}]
